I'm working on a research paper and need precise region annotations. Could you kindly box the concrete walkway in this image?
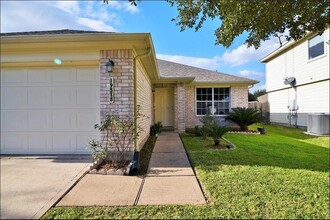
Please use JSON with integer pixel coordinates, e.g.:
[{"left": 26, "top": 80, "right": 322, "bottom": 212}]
[
  {"left": 137, "top": 132, "right": 206, "bottom": 205},
  {"left": 57, "top": 132, "right": 206, "bottom": 207}
]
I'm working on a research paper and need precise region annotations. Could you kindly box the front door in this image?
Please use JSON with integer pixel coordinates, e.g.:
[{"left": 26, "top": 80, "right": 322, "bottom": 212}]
[{"left": 155, "top": 88, "right": 174, "bottom": 127}]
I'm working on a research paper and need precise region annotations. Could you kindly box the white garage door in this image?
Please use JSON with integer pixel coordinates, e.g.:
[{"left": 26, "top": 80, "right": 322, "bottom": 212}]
[{"left": 1, "top": 67, "right": 100, "bottom": 154}]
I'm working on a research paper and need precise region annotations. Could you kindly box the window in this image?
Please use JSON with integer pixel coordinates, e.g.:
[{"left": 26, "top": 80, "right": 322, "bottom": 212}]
[
  {"left": 196, "top": 88, "right": 230, "bottom": 116},
  {"left": 308, "top": 33, "right": 324, "bottom": 59}
]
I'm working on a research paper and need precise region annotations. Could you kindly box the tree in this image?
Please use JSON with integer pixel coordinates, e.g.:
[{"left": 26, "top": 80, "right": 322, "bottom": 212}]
[
  {"left": 248, "top": 89, "right": 267, "bottom": 101},
  {"left": 253, "top": 89, "right": 267, "bottom": 98},
  {"left": 167, "top": 0, "right": 329, "bottom": 48}
]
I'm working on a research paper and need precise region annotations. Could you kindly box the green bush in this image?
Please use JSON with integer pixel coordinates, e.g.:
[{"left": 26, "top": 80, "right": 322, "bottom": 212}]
[
  {"left": 207, "top": 125, "right": 230, "bottom": 146},
  {"left": 227, "top": 107, "right": 263, "bottom": 131},
  {"left": 155, "top": 121, "right": 163, "bottom": 133}
]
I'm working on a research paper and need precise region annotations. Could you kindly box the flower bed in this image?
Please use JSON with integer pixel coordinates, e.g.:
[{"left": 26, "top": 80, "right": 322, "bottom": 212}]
[{"left": 89, "top": 159, "right": 132, "bottom": 175}]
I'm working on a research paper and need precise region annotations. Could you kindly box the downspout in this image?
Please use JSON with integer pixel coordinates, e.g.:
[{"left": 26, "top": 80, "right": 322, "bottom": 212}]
[{"left": 132, "top": 47, "right": 151, "bottom": 151}]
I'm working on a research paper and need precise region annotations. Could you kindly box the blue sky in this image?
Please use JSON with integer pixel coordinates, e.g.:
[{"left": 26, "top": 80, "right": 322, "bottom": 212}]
[{"left": 1, "top": 0, "right": 283, "bottom": 92}]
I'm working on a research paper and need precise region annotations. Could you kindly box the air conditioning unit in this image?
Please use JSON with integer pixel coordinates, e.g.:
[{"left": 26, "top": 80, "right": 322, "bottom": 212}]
[{"left": 307, "top": 113, "right": 330, "bottom": 135}]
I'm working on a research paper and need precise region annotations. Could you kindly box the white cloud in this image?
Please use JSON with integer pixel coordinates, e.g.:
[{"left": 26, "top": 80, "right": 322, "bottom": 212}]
[
  {"left": 239, "top": 70, "right": 263, "bottom": 77},
  {"left": 76, "top": 17, "right": 116, "bottom": 32},
  {"left": 221, "top": 38, "right": 284, "bottom": 67},
  {"left": 157, "top": 53, "right": 222, "bottom": 71},
  {"left": 106, "top": 1, "right": 139, "bottom": 13},
  {"left": 1, "top": 1, "right": 86, "bottom": 32},
  {"left": 0, "top": 1, "right": 123, "bottom": 33},
  {"left": 54, "top": 1, "right": 80, "bottom": 14}
]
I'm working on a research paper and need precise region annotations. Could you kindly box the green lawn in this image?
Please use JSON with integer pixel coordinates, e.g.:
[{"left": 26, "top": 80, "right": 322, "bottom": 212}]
[{"left": 44, "top": 124, "right": 329, "bottom": 219}]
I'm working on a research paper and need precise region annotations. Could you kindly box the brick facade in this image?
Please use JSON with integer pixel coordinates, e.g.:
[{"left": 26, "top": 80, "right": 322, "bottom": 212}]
[
  {"left": 231, "top": 85, "right": 248, "bottom": 108},
  {"left": 136, "top": 60, "right": 153, "bottom": 150},
  {"left": 99, "top": 49, "right": 249, "bottom": 144},
  {"left": 99, "top": 49, "right": 134, "bottom": 150}
]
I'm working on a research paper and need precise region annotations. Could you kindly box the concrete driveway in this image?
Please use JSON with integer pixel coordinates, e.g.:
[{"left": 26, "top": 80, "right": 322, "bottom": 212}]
[{"left": 0, "top": 156, "right": 91, "bottom": 219}]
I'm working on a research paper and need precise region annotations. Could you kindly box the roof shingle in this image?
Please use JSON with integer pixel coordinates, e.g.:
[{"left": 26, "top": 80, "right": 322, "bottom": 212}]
[
  {"left": 0, "top": 29, "right": 111, "bottom": 36},
  {"left": 157, "top": 59, "right": 257, "bottom": 84}
]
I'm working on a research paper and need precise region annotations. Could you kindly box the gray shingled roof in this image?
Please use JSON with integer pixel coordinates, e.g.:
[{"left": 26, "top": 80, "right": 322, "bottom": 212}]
[
  {"left": 157, "top": 59, "right": 258, "bottom": 84},
  {"left": 0, "top": 29, "right": 110, "bottom": 36}
]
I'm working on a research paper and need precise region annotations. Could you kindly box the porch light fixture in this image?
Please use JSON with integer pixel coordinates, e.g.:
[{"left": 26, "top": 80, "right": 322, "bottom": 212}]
[{"left": 105, "top": 59, "right": 115, "bottom": 74}]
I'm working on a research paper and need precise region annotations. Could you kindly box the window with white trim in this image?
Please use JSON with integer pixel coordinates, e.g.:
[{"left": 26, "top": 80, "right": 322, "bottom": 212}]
[
  {"left": 308, "top": 33, "right": 324, "bottom": 59},
  {"left": 196, "top": 88, "right": 230, "bottom": 116}
]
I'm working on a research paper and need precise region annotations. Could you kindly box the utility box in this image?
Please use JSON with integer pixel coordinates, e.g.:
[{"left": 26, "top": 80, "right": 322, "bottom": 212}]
[{"left": 307, "top": 113, "right": 330, "bottom": 135}]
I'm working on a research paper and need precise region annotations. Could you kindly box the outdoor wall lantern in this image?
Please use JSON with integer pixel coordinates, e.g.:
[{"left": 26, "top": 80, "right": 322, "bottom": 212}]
[{"left": 105, "top": 59, "right": 115, "bottom": 74}]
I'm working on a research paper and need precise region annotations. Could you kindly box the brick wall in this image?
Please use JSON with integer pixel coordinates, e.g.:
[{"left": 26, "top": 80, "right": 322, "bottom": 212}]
[
  {"left": 136, "top": 59, "right": 153, "bottom": 150},
  {"left": 231, "top": 85, "right": 248, "bottom": 108},
  {"left": 185, "top": 86, "right": 202, "bottom": 128},
  {"left": 99, "top": 49, "right": 134, "bottom": 150}
]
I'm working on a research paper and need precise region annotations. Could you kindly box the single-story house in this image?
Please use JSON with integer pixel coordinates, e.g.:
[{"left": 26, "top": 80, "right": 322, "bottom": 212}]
[
  {"left": 260, "top": 26, "right": 329, "bottom": 133},
  {"left": 0, "top": 30, "right": 258, "bottom": 155}
]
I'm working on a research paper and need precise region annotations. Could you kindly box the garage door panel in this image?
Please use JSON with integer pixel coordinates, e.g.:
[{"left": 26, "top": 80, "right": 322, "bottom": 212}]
[
  {"left": 76, "top": 87, "right": 98, "bottom": 105},
  {"left": 76, "top": 111, "right": 98, "bottom": 130},
  {"left": 77, "top": 68, "right": 98, "bottom": 82},
  {"left": 28, "top": 111, "right": 50, "bottom": 130},
  {"left": 1, "top": 69, "right": 27, "bottom": 83},
  {"left": 2, "top": 135, "right": 28, "bottom": 152},
  {"left": 2, "top": 87, "right": 28, "bottom": 108},
  {"left": 1, "top": 67, "right": 100, "bottom": 154},
  {"left": 52, "top": 135, "right": 75, "bottom": 152},
  {"left": 77, "top": 135, "right": 95, "bottom": 151},
  {"left": 27, "top": 69, "right": 51, "bottom": 83},
  {"left": 28, "top": 135, "right": 51, "bottom": 152},
  {"left": 52, "top": 111, "right": 75, "bottom": 130},
  {"left": 52, "top": 69, "right": 74, "bottom": 82},
  {"left": 52, "top": 87, "right": 75, "bottom": 106},
  {"left": 28, "top": 87, "right": 52, "bottom": 106},
  {"left": 2, "top": 110, "right": 28, "bottom": 131}
]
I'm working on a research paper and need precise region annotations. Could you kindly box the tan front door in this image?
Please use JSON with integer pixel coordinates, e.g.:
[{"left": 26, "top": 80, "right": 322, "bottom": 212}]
[{"left": 155, "top": 88, "right": 174, "bottom": 127}]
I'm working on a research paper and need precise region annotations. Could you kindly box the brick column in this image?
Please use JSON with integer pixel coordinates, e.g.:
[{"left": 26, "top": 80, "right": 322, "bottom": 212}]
[
  {"left": 177, "top": 83, "right": 186, "bottom": 133},
  {"left": 99, "top": 49, "right": 134, "bottom": 149}
]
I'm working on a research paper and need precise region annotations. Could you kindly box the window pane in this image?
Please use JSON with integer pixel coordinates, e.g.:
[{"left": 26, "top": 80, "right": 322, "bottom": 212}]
[{"left": 309, "top": 33, "right": 324, "bottom": 59}]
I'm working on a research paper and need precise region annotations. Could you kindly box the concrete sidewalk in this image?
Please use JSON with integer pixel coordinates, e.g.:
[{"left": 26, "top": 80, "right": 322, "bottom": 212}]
[
  {"left": 57, "top": 132, "right": 206, "bottom": 207},
  {"left": 137, "top": 132, "right": 206, "bottom": 205}
]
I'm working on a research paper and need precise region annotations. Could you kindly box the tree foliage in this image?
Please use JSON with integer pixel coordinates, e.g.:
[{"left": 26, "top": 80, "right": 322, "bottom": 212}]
[
  {"left": 227, "top": 107, "right": 263, "bottom": 131},
  {"left": 168, "top": 0, "right": 329, "bottom": 48},
  {"left": 249, "top": 89, "right": 267, "bottom": 101}
]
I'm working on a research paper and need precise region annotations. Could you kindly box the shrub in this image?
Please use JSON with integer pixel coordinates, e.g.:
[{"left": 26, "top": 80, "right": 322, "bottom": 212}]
[
  {"left": 207, "top": 125, "right": 230, "bottom": 146},
  {"left": 88, "top": 107, "right": 145, "bottom": 169},
  {"left": 154, "top": 121, "right": 163, "bottom": 133},
  {"left": 227, "top": 107, "right": 263, "bottom": 131},
  {"left": 199, "top": 110, "right": 218, "bottom": 128}
]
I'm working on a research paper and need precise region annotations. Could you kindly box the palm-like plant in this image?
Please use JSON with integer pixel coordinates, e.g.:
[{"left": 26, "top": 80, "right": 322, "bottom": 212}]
[
  {"left": 227, "top": 107, "right": 263, "bottom": 131},
  {"left": 208, "top": 125, "right": 230, "bottom": 146}
]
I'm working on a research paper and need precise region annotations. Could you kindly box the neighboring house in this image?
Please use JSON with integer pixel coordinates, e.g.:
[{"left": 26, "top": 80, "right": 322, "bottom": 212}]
[
  {"left": 0, "top": 30, "right": 257, "bottom": 155},
  {"left": 260, "top": 26, "right": 330, "bottom": 131}
]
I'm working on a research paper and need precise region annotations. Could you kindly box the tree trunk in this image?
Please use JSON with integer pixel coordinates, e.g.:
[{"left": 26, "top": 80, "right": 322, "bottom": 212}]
[{"left": 214, "top": 139, "right": 220, "bottom": 146}]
